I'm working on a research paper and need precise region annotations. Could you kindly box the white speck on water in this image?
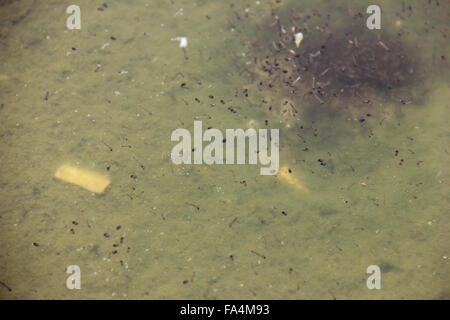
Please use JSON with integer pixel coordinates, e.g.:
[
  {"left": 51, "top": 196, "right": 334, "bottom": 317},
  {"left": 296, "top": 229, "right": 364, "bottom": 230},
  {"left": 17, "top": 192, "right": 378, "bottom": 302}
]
[
  {"left": 295, "top": 32, "right": 304, "bottom": 48},
  {"left": 174, "top": 8, "right": 184, "bottom": 16},
  {"left": 171, "top": 36, "right": 188, "bottom": 48}
]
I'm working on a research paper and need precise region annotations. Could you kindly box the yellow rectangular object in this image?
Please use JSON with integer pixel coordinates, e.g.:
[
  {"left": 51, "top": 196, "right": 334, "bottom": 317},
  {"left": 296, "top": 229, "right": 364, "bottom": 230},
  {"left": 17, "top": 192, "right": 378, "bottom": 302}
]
[{"left": 55, "top": 164, "right": 110, "bottom": 194}]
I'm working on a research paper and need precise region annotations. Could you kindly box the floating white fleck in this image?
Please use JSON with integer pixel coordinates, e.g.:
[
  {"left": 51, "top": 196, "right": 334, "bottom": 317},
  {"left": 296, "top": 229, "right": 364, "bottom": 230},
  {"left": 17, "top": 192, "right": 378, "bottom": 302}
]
[
  {"left": 294, "top": 32, "right": 304, "bottom": 48},
  {"left": 171, "top": 36, "right": 188, "bottom": 48},
  {"left": 174, "top": 8, "right": 184, "bottom": 16}
]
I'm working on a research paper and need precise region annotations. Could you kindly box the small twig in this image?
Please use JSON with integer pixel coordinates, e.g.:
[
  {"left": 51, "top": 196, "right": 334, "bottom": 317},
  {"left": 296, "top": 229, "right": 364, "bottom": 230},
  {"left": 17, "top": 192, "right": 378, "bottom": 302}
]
[
  {"left": 102, "top": 141, "right": 113, "bottom": 152},
  {"left": 193, "top": 115, "right": 211, "bottom": 120},
  {"left": 229, "top": 217, "right": 238, "bottom": 228},
  {"left": 377, "top": 41, "right": 390, "bottom": 51},
  {"left": 313, "top": 92, "right": 324, "bottom": 103},
  {"left": 0, "top": 281, "right": 12, "bottom": 292},
  {"left": 250, "top": 250, "right": 267, "bottom": 259},
  {"left": 319, "top": 68, "right": 329, "bottom": 77},
  {"left": 185, "top": 202, "right": 200, "bottom": 211}
]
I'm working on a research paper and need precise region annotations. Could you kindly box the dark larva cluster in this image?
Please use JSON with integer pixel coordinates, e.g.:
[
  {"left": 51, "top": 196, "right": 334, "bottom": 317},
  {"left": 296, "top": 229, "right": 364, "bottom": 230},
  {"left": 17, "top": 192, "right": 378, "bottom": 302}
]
[{"left": 249, "top": 7, "right": 428, "bottom": 119}]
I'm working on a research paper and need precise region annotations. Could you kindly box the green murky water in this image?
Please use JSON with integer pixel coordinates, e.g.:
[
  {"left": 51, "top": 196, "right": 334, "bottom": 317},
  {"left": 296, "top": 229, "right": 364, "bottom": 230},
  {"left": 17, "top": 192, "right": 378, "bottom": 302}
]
[{"left": 0, "top": 0, "right": 448, "bottom": 299}]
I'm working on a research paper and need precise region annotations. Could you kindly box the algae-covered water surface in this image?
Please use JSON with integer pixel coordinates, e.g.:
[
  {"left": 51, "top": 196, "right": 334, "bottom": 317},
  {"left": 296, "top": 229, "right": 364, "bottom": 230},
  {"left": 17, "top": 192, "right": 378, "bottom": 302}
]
[{"left": 0, "top": 0, "right": 449, "bottom": 300}]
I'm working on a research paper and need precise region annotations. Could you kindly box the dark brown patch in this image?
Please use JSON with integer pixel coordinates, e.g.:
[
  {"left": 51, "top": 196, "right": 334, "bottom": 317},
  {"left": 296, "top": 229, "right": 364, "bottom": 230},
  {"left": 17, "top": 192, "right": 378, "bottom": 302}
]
[{"left": 248, "top": 7, "right": 429, "bottom": 120}]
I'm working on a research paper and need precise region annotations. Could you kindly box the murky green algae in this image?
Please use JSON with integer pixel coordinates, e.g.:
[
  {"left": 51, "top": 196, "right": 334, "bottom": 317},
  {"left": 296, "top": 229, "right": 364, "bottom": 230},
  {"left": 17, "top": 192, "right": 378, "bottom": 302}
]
[{"left": 0, "top": 0, "right": 448, "bottom": 299}]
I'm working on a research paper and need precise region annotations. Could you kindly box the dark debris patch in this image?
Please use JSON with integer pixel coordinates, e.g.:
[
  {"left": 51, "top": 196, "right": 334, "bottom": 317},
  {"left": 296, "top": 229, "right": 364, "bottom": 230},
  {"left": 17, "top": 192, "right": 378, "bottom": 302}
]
[{"left": 249, "top": 7, "right": 430, "bottom": 120}]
